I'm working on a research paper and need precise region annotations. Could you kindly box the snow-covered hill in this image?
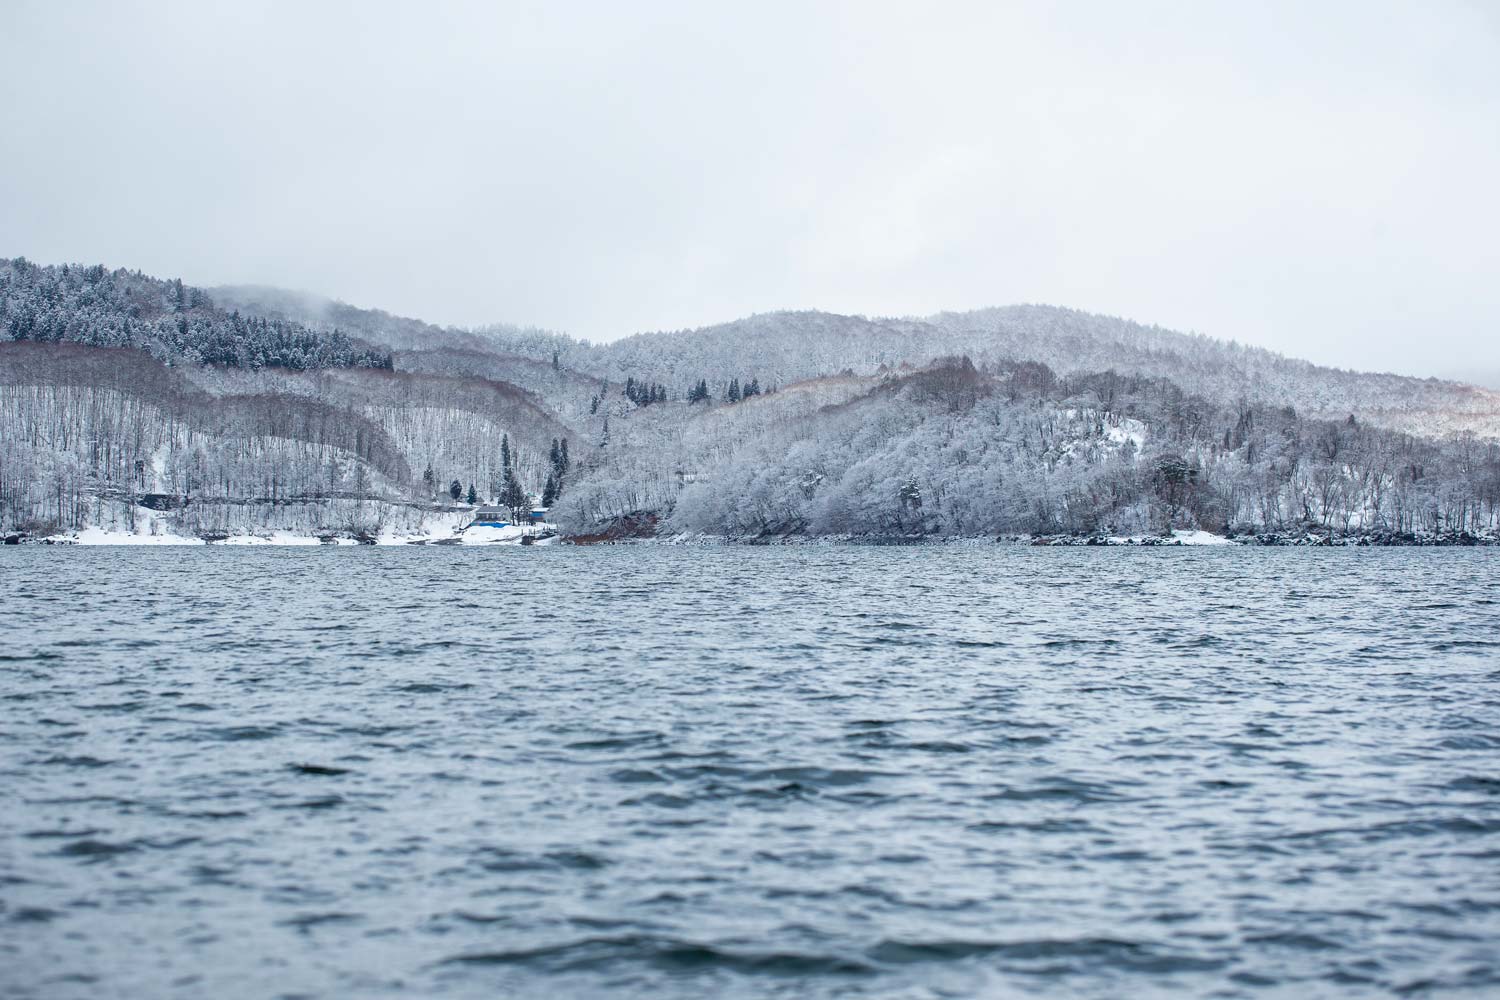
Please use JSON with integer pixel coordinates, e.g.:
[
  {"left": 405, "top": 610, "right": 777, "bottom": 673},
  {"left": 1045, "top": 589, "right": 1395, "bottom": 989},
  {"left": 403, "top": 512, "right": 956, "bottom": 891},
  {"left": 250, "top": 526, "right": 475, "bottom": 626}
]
[{"left": 4, "top": 260, "right": 1498, "bottom": 542}]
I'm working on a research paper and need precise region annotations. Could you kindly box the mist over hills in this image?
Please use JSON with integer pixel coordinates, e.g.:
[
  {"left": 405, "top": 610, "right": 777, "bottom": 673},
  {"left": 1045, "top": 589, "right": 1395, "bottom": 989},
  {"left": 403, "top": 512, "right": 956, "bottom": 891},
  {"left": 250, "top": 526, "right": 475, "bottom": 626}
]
[{"left": 2, "top": 257, "right": 1497, "bottom": 542}]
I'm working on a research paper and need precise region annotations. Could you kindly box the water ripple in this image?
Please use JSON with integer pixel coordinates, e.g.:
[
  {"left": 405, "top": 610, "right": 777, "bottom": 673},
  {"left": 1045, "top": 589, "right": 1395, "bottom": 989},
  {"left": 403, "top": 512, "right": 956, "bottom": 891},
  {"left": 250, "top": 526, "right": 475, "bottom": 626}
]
[{"left": 3, "top": 545, "right": 1499, "bottom": 999}]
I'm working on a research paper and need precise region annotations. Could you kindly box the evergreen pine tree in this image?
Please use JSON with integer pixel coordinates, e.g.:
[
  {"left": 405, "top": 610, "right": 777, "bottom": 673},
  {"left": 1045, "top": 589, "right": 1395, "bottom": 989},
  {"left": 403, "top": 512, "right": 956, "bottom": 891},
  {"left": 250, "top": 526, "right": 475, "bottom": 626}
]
[
  {"left": 728, "top": 378, "right": 741, "bottom": 403},
  {"left": 466, "top": 482, "right": 477, "bottom": 504},
  {"left": 559, "top": 438, "right": 569, "bottom": 472},
  {"left": 502, "top": 470, "right": 528, "bottom": 514},
  {"left": 590, "top": 395, "right": 599, "bottom": 415},
  {"left": 542, "top": 472, "right": 557, "bottom": 506},
  {"left": 501, "top": 434, "right": 511, "bottom": 472}
]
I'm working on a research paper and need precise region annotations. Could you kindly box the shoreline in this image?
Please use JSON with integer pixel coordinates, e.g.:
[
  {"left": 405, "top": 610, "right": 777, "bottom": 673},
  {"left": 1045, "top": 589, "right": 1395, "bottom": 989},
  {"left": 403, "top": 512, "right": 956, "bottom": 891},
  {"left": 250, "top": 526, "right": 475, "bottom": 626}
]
[{"left": 9, "top": 527, "right": 1494, "bottom": 548}]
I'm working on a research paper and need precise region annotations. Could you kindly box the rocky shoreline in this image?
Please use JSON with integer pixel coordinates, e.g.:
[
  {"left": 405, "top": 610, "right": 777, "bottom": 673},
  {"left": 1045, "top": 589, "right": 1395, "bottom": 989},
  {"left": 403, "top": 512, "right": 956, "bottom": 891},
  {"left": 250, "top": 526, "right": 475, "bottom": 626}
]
[
  {"left": 570, "top": 526, "right": 1500, "bottom": 547},
  {"left": 1025, "top": 530, "right": 1496, "bottom": 547}
]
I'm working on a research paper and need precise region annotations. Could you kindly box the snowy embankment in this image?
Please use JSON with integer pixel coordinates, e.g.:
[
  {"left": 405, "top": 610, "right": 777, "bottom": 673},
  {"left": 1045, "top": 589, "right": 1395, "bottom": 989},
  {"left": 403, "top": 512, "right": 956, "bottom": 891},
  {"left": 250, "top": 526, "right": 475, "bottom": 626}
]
[
  {"left": 1107, "top": 529, "right": 1231, "bottom": 546},
  {"left": 32, "top": 504, "right": 555, "bottom": 546},
  {"left": 41, "top": 524, "right": 555, "bottom": 546},
  {"left": 409, "top": 523, "right": 557, "bottom": 546}
]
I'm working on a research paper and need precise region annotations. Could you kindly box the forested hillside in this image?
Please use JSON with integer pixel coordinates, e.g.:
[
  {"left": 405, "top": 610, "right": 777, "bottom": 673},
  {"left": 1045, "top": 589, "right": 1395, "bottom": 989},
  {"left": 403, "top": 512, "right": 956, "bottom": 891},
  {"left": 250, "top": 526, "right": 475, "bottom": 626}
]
[
  {"left": 556, "top": 357, "right": 1499, "bottom": 541},
  {"left": 2, "top": 259, "right": 392, "bottom": 371},
  {"left": 0, "top": 340, "right": 573, "bottom": 539},
  {"left": 2, "top": 259, "right": 1497, "bottom": 542}
]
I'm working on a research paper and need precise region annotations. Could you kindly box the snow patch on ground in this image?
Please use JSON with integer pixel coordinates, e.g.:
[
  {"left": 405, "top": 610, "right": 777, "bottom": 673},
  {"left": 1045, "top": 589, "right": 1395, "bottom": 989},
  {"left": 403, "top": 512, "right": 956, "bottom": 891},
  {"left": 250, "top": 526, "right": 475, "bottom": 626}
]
[
  {"left": 1171, "top": 529, "right": 1231, "bottom": 545},
  {"left": 375, "top": 511, "right": 469, "bottom": 545},
  {"left": 48, "top": 507, "right": 200, "bottom": 545},
  {"left": 454, "top": 524, "right": 529, "bottom": 544},
  {"left": 1095, "top": 529, "right": 1233, "bottom": 545},
  {"left": 49, "top": 526, "right": 363, "bottom": 545},
  {"left": 53, "top": 524, "right": 204, "bottom": 545},
  {"left": 1104, "top": 417, "right": 1147, "bottom": 449},
  {"left": 220, "top": 532, "right": 330, "bottom": 546}
]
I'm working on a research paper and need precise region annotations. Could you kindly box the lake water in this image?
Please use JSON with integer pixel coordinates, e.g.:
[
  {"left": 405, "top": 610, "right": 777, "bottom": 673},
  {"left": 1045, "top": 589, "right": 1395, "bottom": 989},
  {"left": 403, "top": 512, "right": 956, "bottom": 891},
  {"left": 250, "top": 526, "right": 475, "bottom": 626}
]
[{"left": 2, "top": 546, "right": 1499, "bottom": 999}]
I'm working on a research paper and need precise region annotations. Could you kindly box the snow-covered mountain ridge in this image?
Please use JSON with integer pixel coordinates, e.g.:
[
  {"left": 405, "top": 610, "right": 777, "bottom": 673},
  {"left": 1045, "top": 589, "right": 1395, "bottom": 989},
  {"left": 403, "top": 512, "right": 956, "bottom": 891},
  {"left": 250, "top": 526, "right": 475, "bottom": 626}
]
[
  {"left": 227, "top": 286, "right": 1495, "bottom": 441},
  {"left": 2, "top": 258, "right": 1497, "bottom": 541}
]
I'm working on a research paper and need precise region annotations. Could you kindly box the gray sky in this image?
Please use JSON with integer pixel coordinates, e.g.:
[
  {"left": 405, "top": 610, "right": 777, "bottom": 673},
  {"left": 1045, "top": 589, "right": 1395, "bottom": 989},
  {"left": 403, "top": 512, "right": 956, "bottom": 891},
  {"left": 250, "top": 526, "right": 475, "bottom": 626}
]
[{"left": 3, "top": 1, "right": 1498, "bottom": 382}]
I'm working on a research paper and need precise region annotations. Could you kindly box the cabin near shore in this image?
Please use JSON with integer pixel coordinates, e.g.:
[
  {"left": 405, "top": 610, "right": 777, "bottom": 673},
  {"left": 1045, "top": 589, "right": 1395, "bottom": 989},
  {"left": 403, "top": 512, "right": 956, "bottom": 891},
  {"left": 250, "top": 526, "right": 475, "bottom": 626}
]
[{"left": 470, "top": 506, "right": 511, "bottom": 527}]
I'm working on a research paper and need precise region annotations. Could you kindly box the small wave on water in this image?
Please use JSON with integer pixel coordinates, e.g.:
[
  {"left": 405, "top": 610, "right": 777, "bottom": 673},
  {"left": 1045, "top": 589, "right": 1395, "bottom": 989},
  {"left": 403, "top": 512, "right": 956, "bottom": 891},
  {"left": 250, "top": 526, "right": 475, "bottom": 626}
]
[
  {"left": 2, "top": 545, "right": 1499, "bottom": 999},
  {"left": 441, "top": 934, "right": 880, "bottom": 977}
]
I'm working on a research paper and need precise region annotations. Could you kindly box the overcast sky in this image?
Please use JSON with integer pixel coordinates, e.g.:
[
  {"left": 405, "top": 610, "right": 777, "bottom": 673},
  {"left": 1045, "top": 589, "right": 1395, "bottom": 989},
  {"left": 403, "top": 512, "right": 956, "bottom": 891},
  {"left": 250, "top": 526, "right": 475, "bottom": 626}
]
[{"left": 3, "top": 1, "right": 1498, "bottom": 381}]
